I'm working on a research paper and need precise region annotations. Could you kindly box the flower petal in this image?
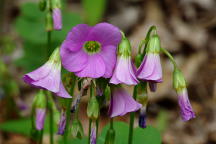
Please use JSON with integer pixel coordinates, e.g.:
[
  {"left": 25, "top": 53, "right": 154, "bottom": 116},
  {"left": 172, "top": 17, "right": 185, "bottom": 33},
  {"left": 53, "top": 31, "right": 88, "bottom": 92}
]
[
  {"left": 55, "top": 81, "right": 72, "bottom": 98},
  {"left": 87, "top": 22, "right": 121, "bottom": 46},
  {"left": 60, "top": 48, "right": 88, "bottom": 72},
  {"left": 99, "top": 45, "right": 117, "bottom": 78},
  {"left": 75, "top": 54, "right": 106, "bottom": 78},
  {"left": 61, "top": 40, "right": 83, "bottom": 52},
  {"left": 66, "top": 24, "right": 91, "bottom": 44}
]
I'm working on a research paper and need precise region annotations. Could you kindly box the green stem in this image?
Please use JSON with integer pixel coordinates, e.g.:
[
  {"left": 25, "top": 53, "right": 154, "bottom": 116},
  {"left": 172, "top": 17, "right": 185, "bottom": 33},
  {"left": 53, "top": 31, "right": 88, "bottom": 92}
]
[
  {"left": 64, "top": 74, "right": 77, "bottom": 143},
  {"left": 48, "top": 96, "right": 54, "bottom": 144},
  {"left": 47, "top": 31, "right": 52, "bottom": 58},
  {"left": 128, "top": 85, "right": 138, "bottom": 144},
  {"left": 160, "top": 47, "right": 178, "bottom": 69},
  {"left": 88, "top": 82, "right": 94, "bottom": 144},
  {"left": 38, "top": 130, "right": 44, "bottom": 144},
  {"left": 110, "top": 118, "right": 113, "bottom": 129}
]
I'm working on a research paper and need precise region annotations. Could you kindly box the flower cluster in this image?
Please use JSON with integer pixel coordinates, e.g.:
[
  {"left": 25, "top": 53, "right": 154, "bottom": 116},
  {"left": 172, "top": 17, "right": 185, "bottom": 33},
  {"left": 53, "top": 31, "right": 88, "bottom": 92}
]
[{"left": 23, "top": 21, "right": 195, "bottom": 143}]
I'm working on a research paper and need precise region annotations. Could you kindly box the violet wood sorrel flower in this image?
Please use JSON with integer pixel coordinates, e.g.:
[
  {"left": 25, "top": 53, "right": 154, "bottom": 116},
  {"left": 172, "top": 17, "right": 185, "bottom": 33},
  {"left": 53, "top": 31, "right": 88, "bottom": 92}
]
[
  {"left": 137, "top": 35, "right": 162, "bottom": 91},
  {"left": 60, "top": 23, "right": 121, "bottom": 78},
  {"left": 23, "top": 48, "right": 71, "bottom": 98},
  {"left": 109, "top": 86, "right": 142, "bottom": 117},
  {"left": 173, "top": 69, "right": 195, "bottom": 121},
  {"left": 52, "top": 0, "right": 62, "bottom": 30},
  {"left": 110, "top": 32, "right": 139, "bottom": 85},
  {"left": 33, "top": 90, "right": 46, "bottom": 130}
]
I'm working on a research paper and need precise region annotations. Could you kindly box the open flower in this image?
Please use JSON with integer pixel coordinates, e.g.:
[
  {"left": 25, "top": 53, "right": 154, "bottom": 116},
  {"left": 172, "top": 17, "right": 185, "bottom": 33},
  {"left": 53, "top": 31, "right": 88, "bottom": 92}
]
[
  {"left": 60, "top": 23, "right": 121, "bottom": 78},
  {"left": 173, "top": 69, "right": 195, "bottom": 121},
  {"left": 137, "top": 35, "right": 162, "bottom": 91},
  {"left": 109, "top": 86, "right": 142, "bottom": 117},
  {"left": 23, "top": 48, "right": 71, "bottom": 98},
  {"left": 52, "top": 8, "right": 62, "bottom": 30},
  {"left": 110, "top": 33, "right": 138, "bottom": 85}
]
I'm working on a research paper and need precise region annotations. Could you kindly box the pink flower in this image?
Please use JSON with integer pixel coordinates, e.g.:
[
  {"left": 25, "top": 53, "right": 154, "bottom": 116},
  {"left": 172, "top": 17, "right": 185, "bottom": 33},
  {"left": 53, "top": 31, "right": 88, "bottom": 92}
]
[
  {"left": 52, "top": 8, "right": 62, "bottom": 30},
  {"left": 109, "top": 87, "right": 142, "bottom": 117},
  {"left": 60, "top": 23, "right": 121, "bottom": 78},
  {"left": 23, "top": 48, "right": 71, "bottom": 98},
  {"left": 110, "top": 32, "right": 138, "bottom": 85},
  {"left": 178, "top": 89, "right": 195, "bottom": 121}
]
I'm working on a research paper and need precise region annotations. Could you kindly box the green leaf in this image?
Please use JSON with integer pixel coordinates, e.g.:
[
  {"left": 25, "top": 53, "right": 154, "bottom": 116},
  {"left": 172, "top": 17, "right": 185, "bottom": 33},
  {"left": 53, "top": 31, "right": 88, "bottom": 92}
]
[
  {"left": 98, "top": 121, "right": 161, "bottom": 144},
  {"left": 82, "top": 0, "right": 106, "bottom": 25},
  {"left": 0, "top": 116, "right": 58, "bottom": 137},
  {"left": 0, "top": 118, "right": 31, "bottom": 136}
]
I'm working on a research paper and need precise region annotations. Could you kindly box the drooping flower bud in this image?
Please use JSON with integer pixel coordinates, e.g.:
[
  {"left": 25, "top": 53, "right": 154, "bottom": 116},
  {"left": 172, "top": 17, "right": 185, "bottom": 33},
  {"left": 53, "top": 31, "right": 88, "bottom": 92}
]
[
  {"left": 71, "top": 119, "right": 84, "bottom": 139},
  {"left": 90, "top": 127, "right": 96, "bottom": 144},
  {"left": 87, "top": 96, "right": 100, "bottom": 120},
  {"left": 104, "top": 128, "right": 115, "bottom": 144},
  {"left": 137, "top": 82, "right": 148, "bottom": 128},
  {"left": 52, "top": 0, "right": 62, "bottom": 30},
  {"left": 23, "top": 48, "right": 71, "bottom": 98},
  {"left": 137, "top": 35, "right": 162, "bottom": 92},
  {"left": 110, "top": 32, "right": 139, "bottom": 85},
  {"left": 173, "top": 69, "right": 195, "bottom": 121},
  {"left": 57, "top": 110, "right": 66, "bottom": 135},
  {"left": 33, "top": 90, "right": 47, "bottom": 130}
]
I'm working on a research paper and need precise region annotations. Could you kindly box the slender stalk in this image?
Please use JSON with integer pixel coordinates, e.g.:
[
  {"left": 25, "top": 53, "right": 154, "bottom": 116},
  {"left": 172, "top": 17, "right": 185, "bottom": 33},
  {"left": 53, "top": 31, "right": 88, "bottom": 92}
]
[
  {"left": 110, "top": 118, "right": 113, "bottom": 129},
  {"left": 88, "top": 83, "right": 94, "bottom": 144},
  {"left": 47, "top": 31, "right": 52, "bottom": 58},
  {"left": 128, "top": 85, "right": 138, "bottom": 144},
  {"left": 63, "top": 74, "right": 76, "bottom": 143},
  {"left": 48, "top": 96, "right": 54, "bottom": 144},
  {"left": 160, "top": 47, "right": 178, "bottom": 69},
  {"left": 38, "top": 130, "right": 44, "bottom": 144}
]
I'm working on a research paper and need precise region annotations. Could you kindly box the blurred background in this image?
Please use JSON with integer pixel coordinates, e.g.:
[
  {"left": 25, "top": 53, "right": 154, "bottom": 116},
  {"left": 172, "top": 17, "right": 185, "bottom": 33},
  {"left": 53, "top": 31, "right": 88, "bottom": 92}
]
[{"left": 0, "top": 0, "right": 216, "bottom": 144}]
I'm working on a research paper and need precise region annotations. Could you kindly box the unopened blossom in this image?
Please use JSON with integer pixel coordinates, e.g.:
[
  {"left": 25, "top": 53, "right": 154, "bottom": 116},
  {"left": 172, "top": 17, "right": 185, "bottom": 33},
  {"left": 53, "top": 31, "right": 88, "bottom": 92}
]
[
  {"left": 90, "top": 127, "right": 96, "bottom": 144},
  {"left": 23, "top": 48, "right": 71, "bottom": 98},
  {"left": 109, "top": 86, "right": 142, "bottom": 117},
  {"left": 52, "top": 8, "right": 62, "bottom": 30},
  {"left": 36, "top": 108, "right": 46, "bottom": 130},
  {"left": 57, "top": 110, "right": 66, "bottom": 135},
  {"left": 137, "top": 35, "right": 162, "bottom": 91},
  {"left": 110, "top": 32, "right": 139, "bottom": 85},
  {"left": 60, "top": 23, "right": 121, "bottom": 78},
  {"left": 173, "top": 69, "right": 195, "bottom": 121},
  {"left": 139, "top": 107, "right": 147, "bottom": 128}
]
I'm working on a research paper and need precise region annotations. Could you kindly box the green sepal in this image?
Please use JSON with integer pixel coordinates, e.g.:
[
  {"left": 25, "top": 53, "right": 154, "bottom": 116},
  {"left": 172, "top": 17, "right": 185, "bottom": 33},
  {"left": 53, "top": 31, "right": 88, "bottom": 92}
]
[
  {"left": 33, "top": 90, "right": 47, "bottom": 109},
  {"left": 117, "top": 32, "right": 131, "bottom": 58},
  {"left": 104, "top": 128, "right": 115, "bottom": 144},
  {"left": 71, "top": 119, "right": 84, "bottom": 139},
  {"left": 87, "top": 96, "right": 100, "bottom": 120},
  {"left": 52, "top": 0, "right": 61, "bottom": 9},
  {"left": 145, "top": 35, "right": 161, "bottom": 54},
  {"left": 173, "top": 68, "right": 186, "bottom": 92}
]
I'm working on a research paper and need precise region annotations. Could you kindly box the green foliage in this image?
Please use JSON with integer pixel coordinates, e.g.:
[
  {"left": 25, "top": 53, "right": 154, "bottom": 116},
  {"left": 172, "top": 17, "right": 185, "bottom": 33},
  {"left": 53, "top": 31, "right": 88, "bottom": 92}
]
[
  {"left": 82, "top": 0, "right": 106, "bottom": 25},
  {"left": 14, "top": 2, "right": 82, "bottom": 72}
]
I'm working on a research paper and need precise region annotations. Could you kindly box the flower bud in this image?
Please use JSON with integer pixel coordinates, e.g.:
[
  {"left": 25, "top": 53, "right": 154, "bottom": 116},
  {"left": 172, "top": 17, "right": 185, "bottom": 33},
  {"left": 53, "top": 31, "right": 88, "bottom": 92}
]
[
  {"left": 45, "top": 11, "right": 53, "bottom": 31},
  {"left": 145, "top": 35, "right": 160, "bottom": 54},
  {"left": 57, "top": 110, "right": 66, "bottom": 135},
  {"left": 104, "top": 128, "right": 115, "bottom": 144},
  {"left": 71, "top": 119, "right": 84, "bottom": 139},
  {"left": 173, "top": 69, "right": 195, "bottom": 121},
  {"left": 87, "top": 96, "right": 100, "bottom": 120},
  {"left": 33, "top": 90, "right": 47, "bottom": 130},
  {"left": 38, "top": 0, "right": 46, "bottom": 11},
  {"left": 139, "top": 107, "right": 147, "bottom": 128}
]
